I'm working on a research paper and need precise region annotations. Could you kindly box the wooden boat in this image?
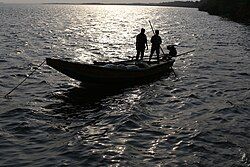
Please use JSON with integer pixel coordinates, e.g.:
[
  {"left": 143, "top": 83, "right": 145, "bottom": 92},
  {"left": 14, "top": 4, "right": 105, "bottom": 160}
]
[{"left": 46, "top": 58, "right": 175, "bottom": 86}]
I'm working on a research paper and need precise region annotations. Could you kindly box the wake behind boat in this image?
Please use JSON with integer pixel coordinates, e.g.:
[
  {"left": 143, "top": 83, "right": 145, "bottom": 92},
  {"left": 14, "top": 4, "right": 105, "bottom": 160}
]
[{"left": 46, "top": 58, "right": 175, "bottom": 86}]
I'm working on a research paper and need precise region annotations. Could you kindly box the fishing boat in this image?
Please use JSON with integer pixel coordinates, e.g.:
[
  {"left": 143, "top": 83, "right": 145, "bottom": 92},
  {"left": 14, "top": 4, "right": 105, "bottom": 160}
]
[{"left": 46, "top": 58, "right": 175, "bottom": 86}]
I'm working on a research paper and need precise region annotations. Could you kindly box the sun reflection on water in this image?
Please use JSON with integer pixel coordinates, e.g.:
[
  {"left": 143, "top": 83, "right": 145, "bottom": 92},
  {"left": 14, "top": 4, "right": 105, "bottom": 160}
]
[{"left": 62, "top": 5, "right": 167, "bottom": 62}]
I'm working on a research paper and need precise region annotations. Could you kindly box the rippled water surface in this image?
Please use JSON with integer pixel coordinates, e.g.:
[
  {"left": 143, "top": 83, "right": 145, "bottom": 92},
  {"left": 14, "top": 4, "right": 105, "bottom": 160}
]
[{"left": 0, "top": 4, "right": 249, "bottom": 167}]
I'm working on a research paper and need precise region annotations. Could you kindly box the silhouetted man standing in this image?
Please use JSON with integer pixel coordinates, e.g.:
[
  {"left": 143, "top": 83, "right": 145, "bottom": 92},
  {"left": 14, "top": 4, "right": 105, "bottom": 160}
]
[
  {"left": 136, "top": 28, "right": 148, "bottom": 61},
  {"left": 149, "top": 30, "right": 162, "bottom": 63}
]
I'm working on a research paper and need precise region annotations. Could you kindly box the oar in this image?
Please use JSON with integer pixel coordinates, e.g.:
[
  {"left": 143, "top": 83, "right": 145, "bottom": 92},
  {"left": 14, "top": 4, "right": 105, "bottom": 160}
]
[
  {"left": 4, "top": 59, "right": 46, "bottom": 98},
  {"left": 149, "top": 20, "right": 176, "bottom": 77}
]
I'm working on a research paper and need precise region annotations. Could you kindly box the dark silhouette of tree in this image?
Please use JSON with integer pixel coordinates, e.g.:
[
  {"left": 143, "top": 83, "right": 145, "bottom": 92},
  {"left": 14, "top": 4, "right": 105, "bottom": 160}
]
[
  {"left": 199, "top": 0, "right": 250, "bottom": 25},
  {"left": 160, "top": 1, "right": 199, "bottom": 8}
]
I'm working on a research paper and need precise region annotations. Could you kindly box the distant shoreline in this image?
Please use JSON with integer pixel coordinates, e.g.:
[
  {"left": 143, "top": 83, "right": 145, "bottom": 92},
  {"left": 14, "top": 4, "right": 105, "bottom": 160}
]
[
  {"left": 199, "top": 0, "right": 249, "bottom": 26},
  {"left": 43, "top": 1, "right": 199, "bottom": 8},
  {"left": 0, "top": 1, "right": 200, "bottom": 8}
]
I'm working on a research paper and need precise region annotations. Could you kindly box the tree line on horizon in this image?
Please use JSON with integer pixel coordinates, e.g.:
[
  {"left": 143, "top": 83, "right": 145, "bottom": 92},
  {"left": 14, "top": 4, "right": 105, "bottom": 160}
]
[{"left": 159, "top": 1, "right": 199, "bottom": 8}]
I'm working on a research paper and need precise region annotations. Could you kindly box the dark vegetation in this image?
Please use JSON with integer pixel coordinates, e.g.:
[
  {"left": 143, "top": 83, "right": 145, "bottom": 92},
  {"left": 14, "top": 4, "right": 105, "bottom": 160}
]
[
  {"left": 159, "top": 1, "right": 199, "bottom": 8},
  {"left": 199, "top": 0, "right": 250, "bottom": 25}
]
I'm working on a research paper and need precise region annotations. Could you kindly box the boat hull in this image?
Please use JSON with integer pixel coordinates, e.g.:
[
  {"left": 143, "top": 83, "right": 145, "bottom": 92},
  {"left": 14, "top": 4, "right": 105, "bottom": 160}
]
[{"left": 46, "top": 58, "right": 175, "bottom": 86}]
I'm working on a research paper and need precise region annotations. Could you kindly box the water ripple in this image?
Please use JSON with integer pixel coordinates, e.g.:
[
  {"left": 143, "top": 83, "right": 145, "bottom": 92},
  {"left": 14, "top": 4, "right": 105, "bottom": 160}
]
[{"left": 0, "top": 4, "right": 249, "bottom": 167}]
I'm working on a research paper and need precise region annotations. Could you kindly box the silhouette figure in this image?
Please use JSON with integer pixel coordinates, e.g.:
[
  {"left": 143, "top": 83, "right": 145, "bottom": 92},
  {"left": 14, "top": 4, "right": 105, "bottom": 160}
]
[
  {"left": 149, "top": 30, "right": 162, "bottom": 63},
  {"left": 167, "top": 45, "right": 177, "bottom": 57},
  {"left": 162, "top": 45, "right": 177, "bottom": 60},
  {"left": 136, "top": 28, "right": 148, "bottom": 61}
]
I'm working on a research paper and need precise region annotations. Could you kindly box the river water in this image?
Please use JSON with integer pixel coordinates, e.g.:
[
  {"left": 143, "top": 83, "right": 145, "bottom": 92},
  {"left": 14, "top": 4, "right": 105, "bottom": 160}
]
[{"left": 0, "top": 4, "right": 249, "bottom": 167}]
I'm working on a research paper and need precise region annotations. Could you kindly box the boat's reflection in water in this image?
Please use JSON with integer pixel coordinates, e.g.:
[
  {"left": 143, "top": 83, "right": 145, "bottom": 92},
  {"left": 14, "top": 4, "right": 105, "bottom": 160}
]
[
  {"left": 50, "top": 69, "right": 173, "bottom": 112},
  {"left": 46, "top": 72, "right": 172, "bottom": 120},
  {"left": 60, "top": 84, "right": 126, "bottom": 105},
  {"left": 46, "top": 85, "right": 126, "bottom": 117}
]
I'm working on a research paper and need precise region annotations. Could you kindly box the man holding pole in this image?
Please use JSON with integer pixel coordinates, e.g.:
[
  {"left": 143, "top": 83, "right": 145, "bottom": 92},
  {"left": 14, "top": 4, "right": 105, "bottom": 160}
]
[{"left": 149, "top": 30, "right": 162, "bottom": 63}]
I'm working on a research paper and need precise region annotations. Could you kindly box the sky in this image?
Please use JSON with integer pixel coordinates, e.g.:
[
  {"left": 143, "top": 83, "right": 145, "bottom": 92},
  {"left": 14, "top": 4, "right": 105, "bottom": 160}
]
[{"left": 1, "top": 0, "right": 196, "bottom": 4}]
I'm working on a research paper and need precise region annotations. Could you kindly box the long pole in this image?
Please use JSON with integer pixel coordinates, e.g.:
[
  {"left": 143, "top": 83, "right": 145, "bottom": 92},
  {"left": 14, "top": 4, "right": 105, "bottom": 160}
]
[
  {"left": 4, "top": 59, "right": 46, "bottom": 98},
  {"left": 143, "top": 49, "right": 195, "bottom": 59},
  {"left": 175, "top": 49, "right": 195, "bottom": 57}
]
